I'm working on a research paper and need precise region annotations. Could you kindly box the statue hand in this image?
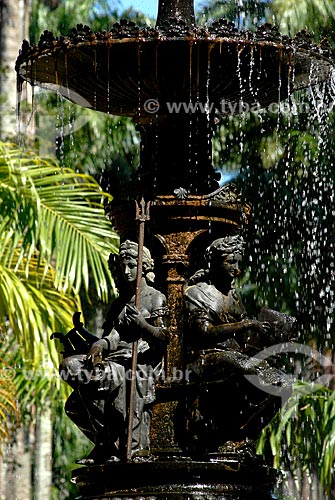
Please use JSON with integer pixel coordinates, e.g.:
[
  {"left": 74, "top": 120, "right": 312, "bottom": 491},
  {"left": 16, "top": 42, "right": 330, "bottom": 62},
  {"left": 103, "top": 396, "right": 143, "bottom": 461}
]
[
  {"left": 85, "top": 339, "right": 107, "bottom": 367},
  {"left": 124, "top": 304, "right": 147, "bottom": 330},
  {"left": 124, "top": 304, "right": 170, "bottom": 343},
  {"left": 247, "top": 319, "right": 271, "bottom": 334},
  {"left": 159, "top": 327, "right": 172, "bottom": 343},
  {"left": 257, "top": 320, "right": 271, "bottom": 335},
  {"left": 241, "top": 320, "right": 273, "bottom": 349}
]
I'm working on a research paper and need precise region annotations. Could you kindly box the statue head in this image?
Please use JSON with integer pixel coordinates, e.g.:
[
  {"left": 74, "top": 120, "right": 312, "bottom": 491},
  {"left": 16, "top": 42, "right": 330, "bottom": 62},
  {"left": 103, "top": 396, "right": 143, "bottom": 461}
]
[
  {"left": 109, "top": 240, "right": 155, "bottom": 285},
  {"left": 188, "top": 235, "right": 245, "bottom": 286},
  {"left": 203, "top": 235, "right": 245, "bottom": 283}
]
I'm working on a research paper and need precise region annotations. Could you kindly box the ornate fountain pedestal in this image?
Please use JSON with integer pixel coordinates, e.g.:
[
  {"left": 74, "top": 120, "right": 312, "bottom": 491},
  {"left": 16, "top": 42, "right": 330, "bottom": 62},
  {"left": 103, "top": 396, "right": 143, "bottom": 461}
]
[
  {"left": 72, "top": 187, "right": 279, "bottom": 500},
  {"left": 107, "top": 185, "right": 251, "bottom": 450},
  {"left": 65, "top": 182, "right": 292, "bottom": 500}
]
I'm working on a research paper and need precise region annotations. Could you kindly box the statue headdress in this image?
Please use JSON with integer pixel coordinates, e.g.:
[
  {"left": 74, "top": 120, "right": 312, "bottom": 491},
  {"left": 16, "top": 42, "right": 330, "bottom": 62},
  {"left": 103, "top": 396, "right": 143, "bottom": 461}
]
[
  {"left": 187, "top": 235, "right": 245, "bottom": 286},
  {"left": 204, "top": 235, "right": 245, "bottom": 265}
]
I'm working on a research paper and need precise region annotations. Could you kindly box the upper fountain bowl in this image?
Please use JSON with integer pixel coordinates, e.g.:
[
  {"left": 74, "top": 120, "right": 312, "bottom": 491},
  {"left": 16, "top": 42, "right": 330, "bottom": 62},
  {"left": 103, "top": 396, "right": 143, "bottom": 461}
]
[{"left": 16, "top": 20, "right": 333, "bottom": 117}]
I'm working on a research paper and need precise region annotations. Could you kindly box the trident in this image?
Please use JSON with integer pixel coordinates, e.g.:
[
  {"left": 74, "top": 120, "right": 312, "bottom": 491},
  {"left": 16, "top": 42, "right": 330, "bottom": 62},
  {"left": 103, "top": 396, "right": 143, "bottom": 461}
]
[{"left": 126, "top": 197, "right": 151, "bottom": 462}]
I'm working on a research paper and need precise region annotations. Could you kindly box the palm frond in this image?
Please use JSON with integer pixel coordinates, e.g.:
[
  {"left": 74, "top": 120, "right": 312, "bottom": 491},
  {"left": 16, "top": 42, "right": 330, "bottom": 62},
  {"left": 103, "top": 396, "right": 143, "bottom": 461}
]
[
  {"left": 0, "top": 140, "right": 121, "bottom": 439},
  {"left": 0, "top": 250, "right": 80, "bottom": 366},
  {"left": 0, "top": 141, "right": 119, "bottom": 301},
  {"left": 257, "top": 381, "right": 335, "bottom": 498}
]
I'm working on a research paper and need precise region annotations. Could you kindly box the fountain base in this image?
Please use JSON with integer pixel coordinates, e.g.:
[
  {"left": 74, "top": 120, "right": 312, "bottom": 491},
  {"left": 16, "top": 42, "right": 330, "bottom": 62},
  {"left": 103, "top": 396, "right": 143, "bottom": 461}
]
[{"left": 72, "top": 456, "right": 277, "bottom": 499}]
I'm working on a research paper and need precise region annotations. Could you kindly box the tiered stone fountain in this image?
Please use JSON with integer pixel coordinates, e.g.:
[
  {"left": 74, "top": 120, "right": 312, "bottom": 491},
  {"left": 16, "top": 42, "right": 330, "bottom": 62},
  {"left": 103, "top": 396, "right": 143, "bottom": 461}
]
[{"left": 16, "top": 0, "right": 333, "bottom": 498}]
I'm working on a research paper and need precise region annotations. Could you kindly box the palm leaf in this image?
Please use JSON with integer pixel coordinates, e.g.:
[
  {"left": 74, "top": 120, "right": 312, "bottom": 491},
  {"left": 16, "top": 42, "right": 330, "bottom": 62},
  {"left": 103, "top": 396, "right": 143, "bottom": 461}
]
[
  {"left": 0, "top": 250, "right": 80, "bottom": 366},
  {"left": 0, "top": 142, "right": 119, "bottom": 301},
  {"left": 257, "top": 381, "right": 335, "bottom": 498},
  {"left": 0, "top": 140, "right": 122, "bottom": 440}
]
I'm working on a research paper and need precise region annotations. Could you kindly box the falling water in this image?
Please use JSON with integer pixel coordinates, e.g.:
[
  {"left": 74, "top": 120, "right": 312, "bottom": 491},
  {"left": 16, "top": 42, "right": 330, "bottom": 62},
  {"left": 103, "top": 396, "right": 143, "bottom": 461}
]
[{"left": 237, "top": 65, "right": 335, "bottom": 356}]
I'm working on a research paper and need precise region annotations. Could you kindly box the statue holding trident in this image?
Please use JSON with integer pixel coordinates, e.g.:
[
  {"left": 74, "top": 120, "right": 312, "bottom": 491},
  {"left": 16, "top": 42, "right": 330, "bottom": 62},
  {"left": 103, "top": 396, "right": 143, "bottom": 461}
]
[{"left": 57, "top": 202, "right": 170, "bottom": 463}]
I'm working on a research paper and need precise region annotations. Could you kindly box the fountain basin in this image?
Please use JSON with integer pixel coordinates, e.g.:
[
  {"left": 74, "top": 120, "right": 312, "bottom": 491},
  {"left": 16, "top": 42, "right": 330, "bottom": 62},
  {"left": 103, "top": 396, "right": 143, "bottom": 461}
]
[
  {"left": 72, "top": 458, "right": 277, "bottom": 499},
  {"left": 16, "top": 28, "right": 333, "bottom": 116},
  {"left": 16, "top": 22, "right": 334, "bottom": 195}
]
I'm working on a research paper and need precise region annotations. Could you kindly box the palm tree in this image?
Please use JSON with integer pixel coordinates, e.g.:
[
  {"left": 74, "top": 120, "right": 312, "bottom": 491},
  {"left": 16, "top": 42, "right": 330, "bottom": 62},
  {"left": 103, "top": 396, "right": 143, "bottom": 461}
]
[{"left": 0, "top": 140, "right": 118, "bottom": 498}]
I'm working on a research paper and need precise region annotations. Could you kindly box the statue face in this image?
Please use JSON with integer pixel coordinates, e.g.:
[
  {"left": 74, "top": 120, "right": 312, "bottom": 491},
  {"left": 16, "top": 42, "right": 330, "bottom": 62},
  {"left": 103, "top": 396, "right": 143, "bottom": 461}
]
[
  {"left": 120, "top": 256, "right": 138, "bottom": 282},
  {"left": 219, "top": 252, "right": 242, "bottom": 280}
]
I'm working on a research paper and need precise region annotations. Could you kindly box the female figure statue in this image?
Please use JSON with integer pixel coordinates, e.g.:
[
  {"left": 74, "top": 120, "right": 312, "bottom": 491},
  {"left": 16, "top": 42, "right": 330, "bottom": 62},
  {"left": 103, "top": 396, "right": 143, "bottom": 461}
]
[
  {"left": 183, "top": 234, "right": 294, "bottom": 453},
  {"left": 59, "top": 240, "right": 170, "bottom": 463},
  {"left": 184, "top": 235, "right": 272, "bottom": 369}
]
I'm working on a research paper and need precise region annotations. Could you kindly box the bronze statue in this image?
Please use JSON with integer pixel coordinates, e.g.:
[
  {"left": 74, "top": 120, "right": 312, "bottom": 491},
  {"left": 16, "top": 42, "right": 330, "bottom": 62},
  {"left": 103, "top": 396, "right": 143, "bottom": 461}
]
[
  {"left": 182, "top": 234, "right": 295, "bottom": 454},
  {"left": 58, "top": 240, "right": 170, "bottom": 463}
]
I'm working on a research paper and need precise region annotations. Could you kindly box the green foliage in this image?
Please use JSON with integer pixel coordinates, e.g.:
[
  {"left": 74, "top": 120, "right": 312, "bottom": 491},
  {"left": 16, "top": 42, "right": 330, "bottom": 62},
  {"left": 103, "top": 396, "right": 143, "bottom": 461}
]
[
  {"left": 55, "top": 103, "right": 140, "bottom": 194},
  {"left": 30, "top": 0, "right": 113, "bottom": 40},
  {"left": 272, "top": 0, "right": 335, "bottom": 45},
  {"left": 0, "top": 142, "right": 118, "bottom": 302},
  {"left": 196, "top": 0, "right": 272, "bottom": 29},
  {"left": 0, "top": 141, "right": 118, "bottom": 433},
  {"left": 257, "top": 381, "right": 335, "bottom": 498},
  {"left": 25, "top": 90, "right": 140, "bottom": 201},
  {"left": 30, "top": 0, "right": 154, "bottom": 42},
  {"left": 213, "top": 81, "right": 335, "bottom": 347}
]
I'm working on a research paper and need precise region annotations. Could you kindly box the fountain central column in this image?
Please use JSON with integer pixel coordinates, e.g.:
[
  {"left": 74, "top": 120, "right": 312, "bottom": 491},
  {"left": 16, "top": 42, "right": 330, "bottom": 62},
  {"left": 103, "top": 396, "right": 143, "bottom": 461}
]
[
  {"left": 156, "top": 0, "right": 195, "bottom": 28},
  {"left": 134, "top": 112, "right": 220, "bottom": 197}
]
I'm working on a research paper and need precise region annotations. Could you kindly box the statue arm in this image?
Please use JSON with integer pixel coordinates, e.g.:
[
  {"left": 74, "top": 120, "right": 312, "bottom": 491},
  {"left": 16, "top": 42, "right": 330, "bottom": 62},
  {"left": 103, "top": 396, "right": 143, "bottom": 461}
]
[
  {"left": 125, "top": 293, "right": 170, "bottom": 343},
  {"left": 103, "top": 328, "right": 121, "bottom": 350},
  {"left": 140, "top": 319, "right": 170, "bottom": 343},
  {"left": 85, "top": 329, "right": 120, "bottom": 366},
  {"left": 185, "top": 286, "right": 269, "bottom": 346},
  {"left": 127, "top": 305, "right": 170, "bottom": 342},
  {"left": 189, "top": 314, "right": 271, "bottom": 351},
  {"left": 203, "top": 318, "right": 265, "bottom": 338}
]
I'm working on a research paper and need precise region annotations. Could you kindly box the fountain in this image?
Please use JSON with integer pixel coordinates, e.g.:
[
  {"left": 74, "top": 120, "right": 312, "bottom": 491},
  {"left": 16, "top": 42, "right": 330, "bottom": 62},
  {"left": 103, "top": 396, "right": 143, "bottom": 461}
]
[{"left": 15, "top": 0, "right": 334, "bottom": 498}]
